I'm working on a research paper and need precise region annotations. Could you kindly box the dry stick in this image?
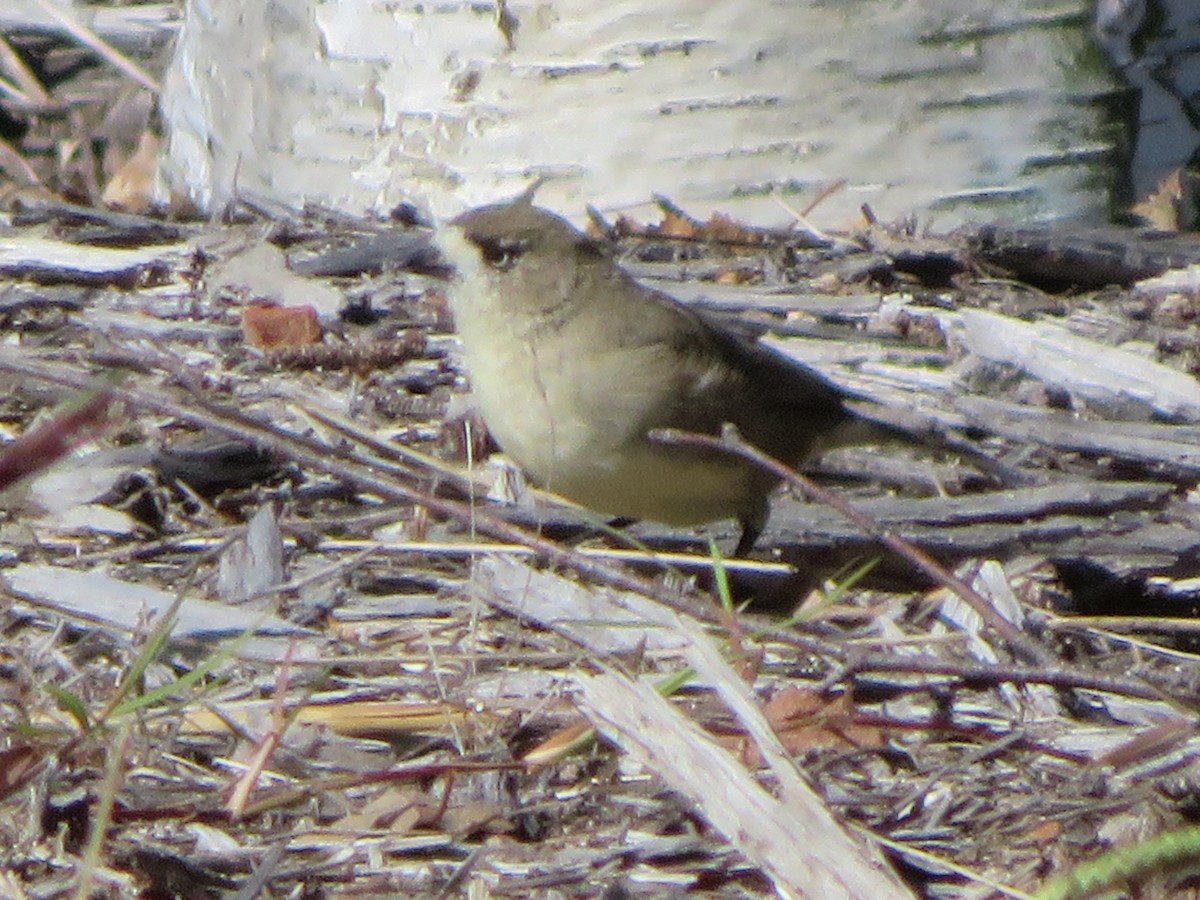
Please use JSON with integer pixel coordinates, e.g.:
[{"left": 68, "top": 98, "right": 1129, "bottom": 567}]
[
  {"left": 0, "top": 34, "right": 51, "bottom": 105},
  {"left": 800, "top": 177, "right": 848, "bottom": 218},
  {"left": 34, "top": 0, "right": 160, "bottom": 93},
  {"left": 651, "top": 192, "right": 706, "bottom": 230},
  {"left": 4, "top": 354, "right": 1190, "bottom": 704},
  {"left": 0, "top": 73, "right": 31, "bottom": 107},
  {"left": 0, "top": 134, "right": 41, "bottom": 184},
  {"left": 0, "top": 350, "right": 721, "bottom": 627},
  {"left": 651, "top": 426, "right": 1056, "bottom": 667},
  {"left": 844, "top": 657, "right": 1165, "bottom": 702},
  {"left": 584, "top": 204, "right": 617, "bottom": 241}
]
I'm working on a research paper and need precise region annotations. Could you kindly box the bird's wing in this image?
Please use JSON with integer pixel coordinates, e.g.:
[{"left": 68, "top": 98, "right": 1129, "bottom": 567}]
[{"left": 627, "top": 280, "right": 854, "bottom": 420}]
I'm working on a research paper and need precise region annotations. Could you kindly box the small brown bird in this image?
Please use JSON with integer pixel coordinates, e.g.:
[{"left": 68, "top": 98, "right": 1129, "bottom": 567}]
[{"left": 436, "top": 192, "right": 970, "bottom": 554}]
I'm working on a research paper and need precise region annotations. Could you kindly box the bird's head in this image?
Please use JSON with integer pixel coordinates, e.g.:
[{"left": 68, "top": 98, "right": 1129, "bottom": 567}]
[{"left": 436, "top": 187, "right": 611, "bottom": 316}]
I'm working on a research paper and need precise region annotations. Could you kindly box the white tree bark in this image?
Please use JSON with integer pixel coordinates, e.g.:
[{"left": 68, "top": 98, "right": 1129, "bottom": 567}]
[{"left": 160, "top": 0, "right": 1117, "bottom": 225}]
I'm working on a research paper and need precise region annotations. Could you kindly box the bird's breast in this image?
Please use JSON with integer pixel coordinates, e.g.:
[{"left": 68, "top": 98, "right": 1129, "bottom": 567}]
[
  {"left": 454, "top": 294, "right": 626, "bottom": 479},
  {"left": 452, "top": 297, "right": 757, "bottom": 525}
]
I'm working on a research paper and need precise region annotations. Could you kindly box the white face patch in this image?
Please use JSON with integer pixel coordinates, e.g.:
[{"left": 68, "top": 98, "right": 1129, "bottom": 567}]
[{"left": 433, "top": 224, "right": 492, "bottom": 316}]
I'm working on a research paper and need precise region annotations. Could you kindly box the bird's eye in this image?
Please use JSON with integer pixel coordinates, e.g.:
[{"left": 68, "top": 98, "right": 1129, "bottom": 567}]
[{"left": 477, "top": 238, "right": 527, "bottom": 271}]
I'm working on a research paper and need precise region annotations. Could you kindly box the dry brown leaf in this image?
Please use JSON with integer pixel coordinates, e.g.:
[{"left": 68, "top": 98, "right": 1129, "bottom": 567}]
[
  {"left": 658, "top": 211, "right": 698, "bottom": 238},
  {"left": 611, "top": 213, "right": 645, "bottom": 237},
  {"left": 704, "top": 211, "right": 756, "bottom": 244},
  {"left": 1130, "top": 167, "right": 1188, "bottom": 232},
  {"left": 762, "top": 684, "right": 828, "bottom": 721},
  {"left": 713, "top": 266, "right": 759, "bottom": 285},
  {"left": 759, "top": 687, "right": 885, "bottom": 757},
  {"left": 1022, "top": 819, "right": 1063, "bottom": 845},
  {"left": 101, "top": 130, "right": 160, "bottom": 213},
  {"left": 242, "top": 302, "right": 322, "bottom": 348},
  {"left": 0, "top": 745, "right": 44, "bottom": 793}
]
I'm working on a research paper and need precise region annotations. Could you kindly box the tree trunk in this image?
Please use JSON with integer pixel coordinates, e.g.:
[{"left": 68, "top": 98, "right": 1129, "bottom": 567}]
[{"left": 160, "top": 0, "right": 1118, "bottom": 226}]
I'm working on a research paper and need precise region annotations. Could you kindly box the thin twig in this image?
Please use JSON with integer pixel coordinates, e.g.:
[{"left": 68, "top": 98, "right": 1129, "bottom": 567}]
[
  {"left": 0, "top": 349, "right": 723, "bottom": 628},
  {"left": 651, "top": 425, "right": 1056, "bottom": 666},
  {"left": 801, "top": 178, "right": 847, "bottom": 219},
  {"left": 845, "top": 655, "right": 1167, "bottom": 703},
  {"left": 35, "top": 0, "right": 161, "bottom": 93},
  {"left": 0, "top": 34, "right": 50, "bottom": 105},
  {"left": 0, "top": 134, "right": 42, "bottom": 184}
]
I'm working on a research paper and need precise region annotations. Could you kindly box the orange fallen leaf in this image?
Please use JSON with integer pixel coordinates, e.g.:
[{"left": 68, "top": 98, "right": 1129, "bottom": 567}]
[
  {"left": 101, "top": 130, "right": 160, "bottom": 213},
  {"left": 242, "top": 302, "right": 322, "bottom": 348},
  {"left": 1130, "top": 167, "right": 1190, "bottom": 232},
  {"left": 1023, "top": 819, "right": 1063, "bottom": 845},
  {"left": 704, "top": 211, "right": 757, "bottom": 244},
  {"left": 761, "top": 687, "right": 885, "bottom": 757},
  {"left": 713, "top": 266, "right": 760, "bottom": 285},
  {"left": 612, "top": 214, "right": 646, "bottom": 237},
  {"left": 658, "top": 211, "right": 699, "bottom": 239}
]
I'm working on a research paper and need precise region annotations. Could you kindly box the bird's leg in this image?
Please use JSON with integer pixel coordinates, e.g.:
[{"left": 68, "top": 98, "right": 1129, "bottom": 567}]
[{"left": 734, "top": 509, "right": 766, "bottom": 557}]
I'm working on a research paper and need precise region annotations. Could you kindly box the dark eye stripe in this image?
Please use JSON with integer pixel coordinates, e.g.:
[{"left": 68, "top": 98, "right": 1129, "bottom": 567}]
[{"left": 474, "top": 237, "right": 528, "bottom": 270}]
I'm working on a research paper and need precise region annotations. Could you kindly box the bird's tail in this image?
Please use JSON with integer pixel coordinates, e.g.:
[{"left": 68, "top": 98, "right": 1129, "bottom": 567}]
[{"left": 833, "top": 401, "right": 1032, "bottom": 488}]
